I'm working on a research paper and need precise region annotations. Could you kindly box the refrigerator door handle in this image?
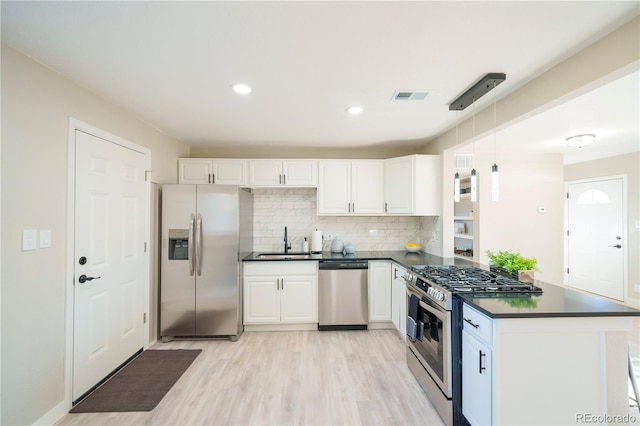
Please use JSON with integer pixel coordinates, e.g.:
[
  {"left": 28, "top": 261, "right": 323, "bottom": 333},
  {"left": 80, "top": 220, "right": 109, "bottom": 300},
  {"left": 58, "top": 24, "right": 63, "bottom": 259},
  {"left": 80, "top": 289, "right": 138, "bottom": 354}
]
[
  {"left": 188, "top": 214, "right": 195, "bottom": 276},
  {"left": 196, "top": 213, "right": 203, "bottom": 276}
]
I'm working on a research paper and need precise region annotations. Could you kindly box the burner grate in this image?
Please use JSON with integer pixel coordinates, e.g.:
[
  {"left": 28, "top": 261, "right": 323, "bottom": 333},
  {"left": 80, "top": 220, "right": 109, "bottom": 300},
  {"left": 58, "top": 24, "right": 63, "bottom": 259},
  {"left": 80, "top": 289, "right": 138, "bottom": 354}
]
[{"left": 411, "top": 265, "right": 542, "bottom": 294}]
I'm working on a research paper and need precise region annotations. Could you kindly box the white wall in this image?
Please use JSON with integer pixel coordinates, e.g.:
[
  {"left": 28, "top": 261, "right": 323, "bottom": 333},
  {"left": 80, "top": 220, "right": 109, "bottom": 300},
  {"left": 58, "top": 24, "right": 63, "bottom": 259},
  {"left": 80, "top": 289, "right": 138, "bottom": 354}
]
[
  {"left": 564, "top": 152, "right": 640, "bottom": 305},
  {"left": 0, "top": 45, "right": 189, "bottom": 425},
  {"left": 477, "top": 152, "right": 565, "bottom": 285},
  {"left": 428, "top": 16, "right": 639, "bottom": 288}
]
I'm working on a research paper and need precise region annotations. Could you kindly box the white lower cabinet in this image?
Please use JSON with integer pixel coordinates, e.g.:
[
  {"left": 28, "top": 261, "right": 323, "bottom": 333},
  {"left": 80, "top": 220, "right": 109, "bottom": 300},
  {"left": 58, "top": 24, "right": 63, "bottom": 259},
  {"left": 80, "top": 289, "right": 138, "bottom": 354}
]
[
  {"left": 461, "top": 302, "right": 632, "bottom": 425},
  {"left": 243, "top": 262, "right": 317, "bottom": 327},
  {"left": 368, "top": 261, "right": 392, "bottom": 322},
  {"left": 462, "top": 304, "right": 493, "bottom": 426},
  {"left": 391, "top": 263, "right": 407, "bottom": 336}
]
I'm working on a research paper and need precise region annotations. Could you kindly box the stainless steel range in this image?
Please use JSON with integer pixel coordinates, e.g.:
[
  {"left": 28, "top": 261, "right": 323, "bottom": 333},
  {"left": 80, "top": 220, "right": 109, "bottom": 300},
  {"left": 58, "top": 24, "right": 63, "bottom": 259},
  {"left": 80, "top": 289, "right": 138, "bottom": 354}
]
[{"left": 402, "top": 265, "right": 542, "bottom": 426}]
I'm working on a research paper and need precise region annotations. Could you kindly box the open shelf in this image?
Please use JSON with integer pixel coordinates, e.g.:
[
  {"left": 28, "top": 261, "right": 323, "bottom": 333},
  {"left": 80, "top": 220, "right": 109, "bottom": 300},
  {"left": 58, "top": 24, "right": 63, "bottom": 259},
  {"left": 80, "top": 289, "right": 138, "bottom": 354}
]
[{"left": 454, "top": 233, "right": 473, "bottom": 240}]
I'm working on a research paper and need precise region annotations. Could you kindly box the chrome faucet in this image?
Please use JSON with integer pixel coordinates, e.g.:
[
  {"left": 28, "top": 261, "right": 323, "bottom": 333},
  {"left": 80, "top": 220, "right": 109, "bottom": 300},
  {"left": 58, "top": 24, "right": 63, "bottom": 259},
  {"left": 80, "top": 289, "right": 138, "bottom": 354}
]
[{"left": 284, "top": 226, "right": 291, "bottom": 253}]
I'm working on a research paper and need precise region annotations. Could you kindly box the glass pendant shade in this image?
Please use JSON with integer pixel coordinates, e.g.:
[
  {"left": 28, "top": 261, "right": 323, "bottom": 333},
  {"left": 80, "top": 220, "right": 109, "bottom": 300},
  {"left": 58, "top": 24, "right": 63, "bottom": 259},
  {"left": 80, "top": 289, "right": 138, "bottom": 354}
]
[
  {"left": 454, "top": 172, "right": 460, "bottom": 202},
  {"left": 491, "top": 164, "right": 499, "bottom": 202},
  {"left": 470, "top": 169, "right": 477, "bottom": 202}
]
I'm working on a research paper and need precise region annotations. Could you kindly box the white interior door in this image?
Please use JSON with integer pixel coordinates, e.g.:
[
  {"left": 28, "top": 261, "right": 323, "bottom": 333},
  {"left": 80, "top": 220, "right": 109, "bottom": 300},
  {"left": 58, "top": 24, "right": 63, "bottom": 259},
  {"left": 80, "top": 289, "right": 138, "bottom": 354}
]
[
  {"left": 567, "top": 177, "right": 625, "bottom": 301},
  {"left": 73, "top": 130, "right": 146, "bottom": 401}
]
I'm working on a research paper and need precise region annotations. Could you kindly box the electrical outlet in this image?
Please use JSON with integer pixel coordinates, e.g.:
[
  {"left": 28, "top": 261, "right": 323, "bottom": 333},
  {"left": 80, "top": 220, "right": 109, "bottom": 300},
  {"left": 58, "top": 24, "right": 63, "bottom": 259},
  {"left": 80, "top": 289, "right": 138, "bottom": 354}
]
[
  {"left": 431, "top": 231, "right": 438, "bottom": 241},
  {"left": 325, "top": 233, "right": 334, "bottom": 241}
]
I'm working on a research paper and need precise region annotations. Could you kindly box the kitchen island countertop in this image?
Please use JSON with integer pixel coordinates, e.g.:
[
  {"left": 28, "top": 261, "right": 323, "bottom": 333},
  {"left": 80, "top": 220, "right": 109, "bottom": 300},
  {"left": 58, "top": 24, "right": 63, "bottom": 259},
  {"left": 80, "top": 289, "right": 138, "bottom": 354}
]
[{"left": 243, "top": 250, "right": 640, "bottom": 318}]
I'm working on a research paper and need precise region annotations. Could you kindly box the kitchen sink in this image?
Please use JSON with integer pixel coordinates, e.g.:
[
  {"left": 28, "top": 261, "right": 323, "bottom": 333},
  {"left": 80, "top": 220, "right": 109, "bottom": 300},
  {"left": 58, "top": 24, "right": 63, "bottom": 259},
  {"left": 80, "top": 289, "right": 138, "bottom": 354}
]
[{"left": 256, "top": 252, "right": 311, "bottom": 260}]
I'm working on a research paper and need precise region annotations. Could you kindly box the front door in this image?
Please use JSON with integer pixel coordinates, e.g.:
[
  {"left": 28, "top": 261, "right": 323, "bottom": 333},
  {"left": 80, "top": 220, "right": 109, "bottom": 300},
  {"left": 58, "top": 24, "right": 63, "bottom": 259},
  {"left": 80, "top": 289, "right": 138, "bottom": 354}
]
[
  {"left": 567, "top": 177, "right": 625, "bottom": 301},
  {"left": 73, "top": 130, "right": 147, "bottom": 401}
]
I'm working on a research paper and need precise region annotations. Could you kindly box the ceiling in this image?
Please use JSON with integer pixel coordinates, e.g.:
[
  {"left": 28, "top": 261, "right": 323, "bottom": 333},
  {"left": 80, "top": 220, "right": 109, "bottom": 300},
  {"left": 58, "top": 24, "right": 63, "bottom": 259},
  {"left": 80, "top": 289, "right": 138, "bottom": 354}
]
[
  {"left": 463, "top": 69, "right": 640, "bottom": 165},
  {"left": 1, "top": 1, "right": 639, "bottom": 159}
]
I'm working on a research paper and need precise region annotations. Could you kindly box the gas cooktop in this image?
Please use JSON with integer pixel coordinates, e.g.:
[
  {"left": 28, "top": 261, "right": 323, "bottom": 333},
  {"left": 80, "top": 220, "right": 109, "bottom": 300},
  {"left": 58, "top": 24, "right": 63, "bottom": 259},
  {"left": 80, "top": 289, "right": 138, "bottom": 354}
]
[
  {"left": 411, "top": 265, "right": 543, "bottom": 294},
  {"left": 404, "top": 265, "right": 543, "bottom": 310}
]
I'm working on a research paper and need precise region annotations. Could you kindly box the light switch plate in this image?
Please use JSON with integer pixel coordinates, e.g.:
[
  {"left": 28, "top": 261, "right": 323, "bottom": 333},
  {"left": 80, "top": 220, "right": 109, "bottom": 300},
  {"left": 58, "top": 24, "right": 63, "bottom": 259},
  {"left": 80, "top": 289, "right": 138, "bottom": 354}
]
[
  {"left": 39, "top": 230, "right": 51, "bottom": 248},
  {"left": 22, "top": 229, "right": 37, "bottom": 251}
]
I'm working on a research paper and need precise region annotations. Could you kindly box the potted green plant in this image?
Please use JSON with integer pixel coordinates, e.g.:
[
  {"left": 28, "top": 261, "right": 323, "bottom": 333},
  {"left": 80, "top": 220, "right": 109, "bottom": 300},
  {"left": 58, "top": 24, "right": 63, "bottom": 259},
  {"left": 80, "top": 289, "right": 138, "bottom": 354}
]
[{"left": 485, "top": 250, "right": 538, "bottom": 283}]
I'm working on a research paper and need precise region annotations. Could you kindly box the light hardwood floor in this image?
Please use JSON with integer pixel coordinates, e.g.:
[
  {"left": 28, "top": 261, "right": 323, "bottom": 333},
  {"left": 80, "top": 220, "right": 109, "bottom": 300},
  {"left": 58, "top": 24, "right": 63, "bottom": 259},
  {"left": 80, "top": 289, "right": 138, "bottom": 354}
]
[{"left": 57, "top": 330, "right": 445, "bottom": 426}]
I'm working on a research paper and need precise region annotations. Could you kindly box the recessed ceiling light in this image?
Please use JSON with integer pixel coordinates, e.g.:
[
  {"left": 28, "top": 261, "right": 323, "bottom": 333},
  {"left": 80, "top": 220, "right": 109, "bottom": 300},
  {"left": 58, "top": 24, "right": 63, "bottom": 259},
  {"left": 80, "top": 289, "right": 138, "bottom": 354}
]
[
  {"left": 346, "top": 106, "right": 363, "bottom": 115},
  {"left": 566, "top": 134, "right": 596, "bottom": 148},
  {"left": 232, "top": 84, "right": 252, "bottom": 95}
]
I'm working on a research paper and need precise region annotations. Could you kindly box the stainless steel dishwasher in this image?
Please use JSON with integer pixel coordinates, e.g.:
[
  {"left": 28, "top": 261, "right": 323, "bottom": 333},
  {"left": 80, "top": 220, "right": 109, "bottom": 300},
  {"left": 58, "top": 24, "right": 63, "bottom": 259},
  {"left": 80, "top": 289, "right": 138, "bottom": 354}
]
[{"left": 318, "top": 259, "right": 368, "bottom": 330}]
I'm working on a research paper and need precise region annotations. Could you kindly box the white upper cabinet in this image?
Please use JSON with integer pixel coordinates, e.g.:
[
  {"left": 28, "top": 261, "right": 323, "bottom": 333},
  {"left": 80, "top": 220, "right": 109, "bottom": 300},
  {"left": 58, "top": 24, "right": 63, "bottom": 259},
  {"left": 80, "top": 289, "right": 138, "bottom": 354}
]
[
  {"left": 248, "top": 159, "right": 317, "bottom": 187},
  {"left": 384, "top": 154, "right": 441, "bottom": 215},
  {"left": 317, "top": 160, "right": 384, "bottom": 215},
  {"left": 178, "top": 158, "right": 247, "bottom": 185}
]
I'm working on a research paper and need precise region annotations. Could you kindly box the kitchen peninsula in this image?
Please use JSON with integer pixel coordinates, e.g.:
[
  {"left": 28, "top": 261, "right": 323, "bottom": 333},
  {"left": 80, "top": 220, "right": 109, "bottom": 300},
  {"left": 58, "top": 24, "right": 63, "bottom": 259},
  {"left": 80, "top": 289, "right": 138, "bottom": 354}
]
[{"left": 244, "top": 251, "right": 640, "bottom": 426}]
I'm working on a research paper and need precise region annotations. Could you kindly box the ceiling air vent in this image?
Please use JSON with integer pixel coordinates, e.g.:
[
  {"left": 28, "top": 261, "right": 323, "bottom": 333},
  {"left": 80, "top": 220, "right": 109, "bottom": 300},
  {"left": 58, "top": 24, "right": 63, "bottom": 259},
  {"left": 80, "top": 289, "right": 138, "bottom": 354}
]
[
  {"left": 391, "top": 90, "right": 429, "bottom": 101},
  {"left": 455, "top": 154, "right": 474, "bottom": 170}
]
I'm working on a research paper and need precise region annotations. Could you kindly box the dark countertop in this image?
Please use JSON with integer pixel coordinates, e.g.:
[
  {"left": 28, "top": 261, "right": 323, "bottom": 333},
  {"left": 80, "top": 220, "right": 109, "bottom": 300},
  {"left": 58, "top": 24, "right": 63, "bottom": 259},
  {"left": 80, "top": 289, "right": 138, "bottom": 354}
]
[
  {"left": 242, "top": 250, "right": 640, "bottom": 318},
  {"left": 243, "top": 250, "right": 474, "bottom": 267},
  {"left": 460, "top": 280, "right": 640, "bottom": 318}
]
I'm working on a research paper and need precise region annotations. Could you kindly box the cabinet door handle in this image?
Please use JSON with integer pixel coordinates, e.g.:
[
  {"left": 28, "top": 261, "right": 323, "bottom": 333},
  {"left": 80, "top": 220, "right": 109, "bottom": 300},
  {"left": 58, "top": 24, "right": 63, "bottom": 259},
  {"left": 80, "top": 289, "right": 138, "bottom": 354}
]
[
  {"left": 208, "top": 173, "right": 212, "bottom": 184},
  {"left": 394, "top": 268, "right": 398, "bottom": 279},
  {"left": 464, "top": 318, "right": 479, "bottom": 329},
  {"left": 283, "top": 174, "right": 286, "bottom": 185},
  {"left": 479, "top": 350, "right": 486, "bottom": 374},
  {"left": 212, "top": 173, "right": 215, "bottom": 184},
  {"left": 385, "top": 202, "right": 388, "bottom": 213}
]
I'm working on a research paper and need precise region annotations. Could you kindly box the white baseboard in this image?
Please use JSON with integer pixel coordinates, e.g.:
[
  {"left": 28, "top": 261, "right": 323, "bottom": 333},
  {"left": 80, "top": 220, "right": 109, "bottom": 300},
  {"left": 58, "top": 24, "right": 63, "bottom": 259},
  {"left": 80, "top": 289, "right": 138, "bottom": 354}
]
[
  {"left": 626, "top": 297, "right": 640, "bottom": 309},
  {"left": 33, "top": 400, "right": 66, "bottom": 426},
  {"left": 244, "top": 323, "right": 318, "bottom": 332}
]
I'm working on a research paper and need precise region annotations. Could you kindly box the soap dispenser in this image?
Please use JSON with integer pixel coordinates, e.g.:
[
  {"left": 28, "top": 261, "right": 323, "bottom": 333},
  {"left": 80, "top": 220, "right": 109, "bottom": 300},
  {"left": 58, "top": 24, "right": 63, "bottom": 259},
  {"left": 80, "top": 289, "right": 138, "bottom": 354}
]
[{"left": 302, "top": 237, "right": 309, "bottom": 253}]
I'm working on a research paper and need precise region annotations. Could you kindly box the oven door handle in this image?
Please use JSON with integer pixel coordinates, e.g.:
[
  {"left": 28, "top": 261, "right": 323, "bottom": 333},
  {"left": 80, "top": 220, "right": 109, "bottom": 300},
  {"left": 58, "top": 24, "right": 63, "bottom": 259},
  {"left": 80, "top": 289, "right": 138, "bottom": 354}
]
[{"left": 419, "top": 300, "right": 446, "bottom": 322}]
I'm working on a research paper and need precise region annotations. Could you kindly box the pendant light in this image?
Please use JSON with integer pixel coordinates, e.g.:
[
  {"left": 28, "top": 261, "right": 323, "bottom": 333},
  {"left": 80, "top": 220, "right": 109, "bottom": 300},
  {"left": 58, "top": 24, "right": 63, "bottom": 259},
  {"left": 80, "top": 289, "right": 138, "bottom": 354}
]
[
  {"left": 470, "top": 97, "right": 477, "bottom": 203},
  {"left": 449, "top": 73, "right": 507, "bottom": 204},
  {"left": 491, "top": 81, "right": 499, "bottom": 202},
  {"left": 454, "top": 111, "right": 461, "bottom": 202}
]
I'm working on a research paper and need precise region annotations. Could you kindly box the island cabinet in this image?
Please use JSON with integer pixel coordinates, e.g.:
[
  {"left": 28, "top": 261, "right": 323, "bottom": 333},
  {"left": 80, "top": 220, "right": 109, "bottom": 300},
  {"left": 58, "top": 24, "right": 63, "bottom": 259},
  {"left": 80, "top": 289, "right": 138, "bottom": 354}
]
[
  {"left": 390, "top": 263, "right": 407, "bottom": 337},
  {"left": 317, "top": 160, "right": 384, "bottom": 215},
  {"left": 383, "top": 154, "right": 441, "bottom": 215},
  {"left": 248, "top": 159, "right": 317, "bottom": 187},
  {"left": 461, "top": 302, "right": 632, "bottom": 425},
  {"left": 368, "top": 261, "right": 392, "bottom": 325},
  {"left": 461, "top": 304, "right": 493, "bottom": 426},
  {"left": 243, "top": 262, "right": 318, "bottom": 331},
  {"left": 178, "top": 158, "right": 248, "bottom": 185}
]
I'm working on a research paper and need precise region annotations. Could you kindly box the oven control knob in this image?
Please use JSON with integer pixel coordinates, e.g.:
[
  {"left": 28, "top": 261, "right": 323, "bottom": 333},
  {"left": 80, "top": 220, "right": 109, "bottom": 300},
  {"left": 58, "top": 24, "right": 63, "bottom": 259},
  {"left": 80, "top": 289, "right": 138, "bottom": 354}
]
[{"left": 438, "top": 292, "right": 445, "bottom": 301}]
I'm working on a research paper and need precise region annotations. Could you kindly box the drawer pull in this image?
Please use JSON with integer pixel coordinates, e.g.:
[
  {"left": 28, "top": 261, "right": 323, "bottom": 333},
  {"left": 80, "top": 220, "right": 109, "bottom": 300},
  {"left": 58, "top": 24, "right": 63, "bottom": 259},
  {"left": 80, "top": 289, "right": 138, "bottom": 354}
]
[{"left": 464, "top": 318, "right": 479, "bottom": 329}]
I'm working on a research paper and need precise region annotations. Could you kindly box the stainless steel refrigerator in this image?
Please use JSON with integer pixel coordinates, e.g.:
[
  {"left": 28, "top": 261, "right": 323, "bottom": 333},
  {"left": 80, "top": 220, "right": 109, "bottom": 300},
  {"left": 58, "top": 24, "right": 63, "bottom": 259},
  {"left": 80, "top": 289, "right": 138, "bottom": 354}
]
[{"left": 160, "top": 184, "right": 253, "bottom": 341}]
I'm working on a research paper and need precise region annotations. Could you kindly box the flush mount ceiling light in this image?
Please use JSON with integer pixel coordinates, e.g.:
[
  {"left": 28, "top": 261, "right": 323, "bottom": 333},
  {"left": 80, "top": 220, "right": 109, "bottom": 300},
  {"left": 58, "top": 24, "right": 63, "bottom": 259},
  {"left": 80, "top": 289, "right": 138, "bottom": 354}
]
[
  {"left": 232, "top": 84, "right": 252, "bottom": 95},
  {"left": 566, "top": 134, "right": 596, "bottom": 148},
  {"left": 346, "top": 106, "right": 363, "bottom": 115}
]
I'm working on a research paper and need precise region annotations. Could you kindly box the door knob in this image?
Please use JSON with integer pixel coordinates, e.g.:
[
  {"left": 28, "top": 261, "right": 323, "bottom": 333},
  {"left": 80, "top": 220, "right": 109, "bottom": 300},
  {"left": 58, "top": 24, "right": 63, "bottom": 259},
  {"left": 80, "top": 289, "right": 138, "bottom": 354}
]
[
  {"left": 608, "top": 244, "right": 622, "bottom": 249},
  {"left": 78, "top": 275, "right": 101, "bottom": 284}
]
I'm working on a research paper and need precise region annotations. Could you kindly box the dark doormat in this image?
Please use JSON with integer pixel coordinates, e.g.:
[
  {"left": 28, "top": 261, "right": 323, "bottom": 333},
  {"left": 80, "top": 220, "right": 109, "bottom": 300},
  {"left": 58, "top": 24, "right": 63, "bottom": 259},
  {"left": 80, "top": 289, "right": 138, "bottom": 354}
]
[{"left": 70, "top": 349, "right": 201, "bottom": 413}]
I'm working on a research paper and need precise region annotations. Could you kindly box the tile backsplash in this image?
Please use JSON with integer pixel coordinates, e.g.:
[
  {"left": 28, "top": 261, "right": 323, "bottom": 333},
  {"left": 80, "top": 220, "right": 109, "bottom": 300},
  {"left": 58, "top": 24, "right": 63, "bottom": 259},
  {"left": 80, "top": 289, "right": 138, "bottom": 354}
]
[{"left": 252, "top": 188, "right": 439, "bottom": 253}]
